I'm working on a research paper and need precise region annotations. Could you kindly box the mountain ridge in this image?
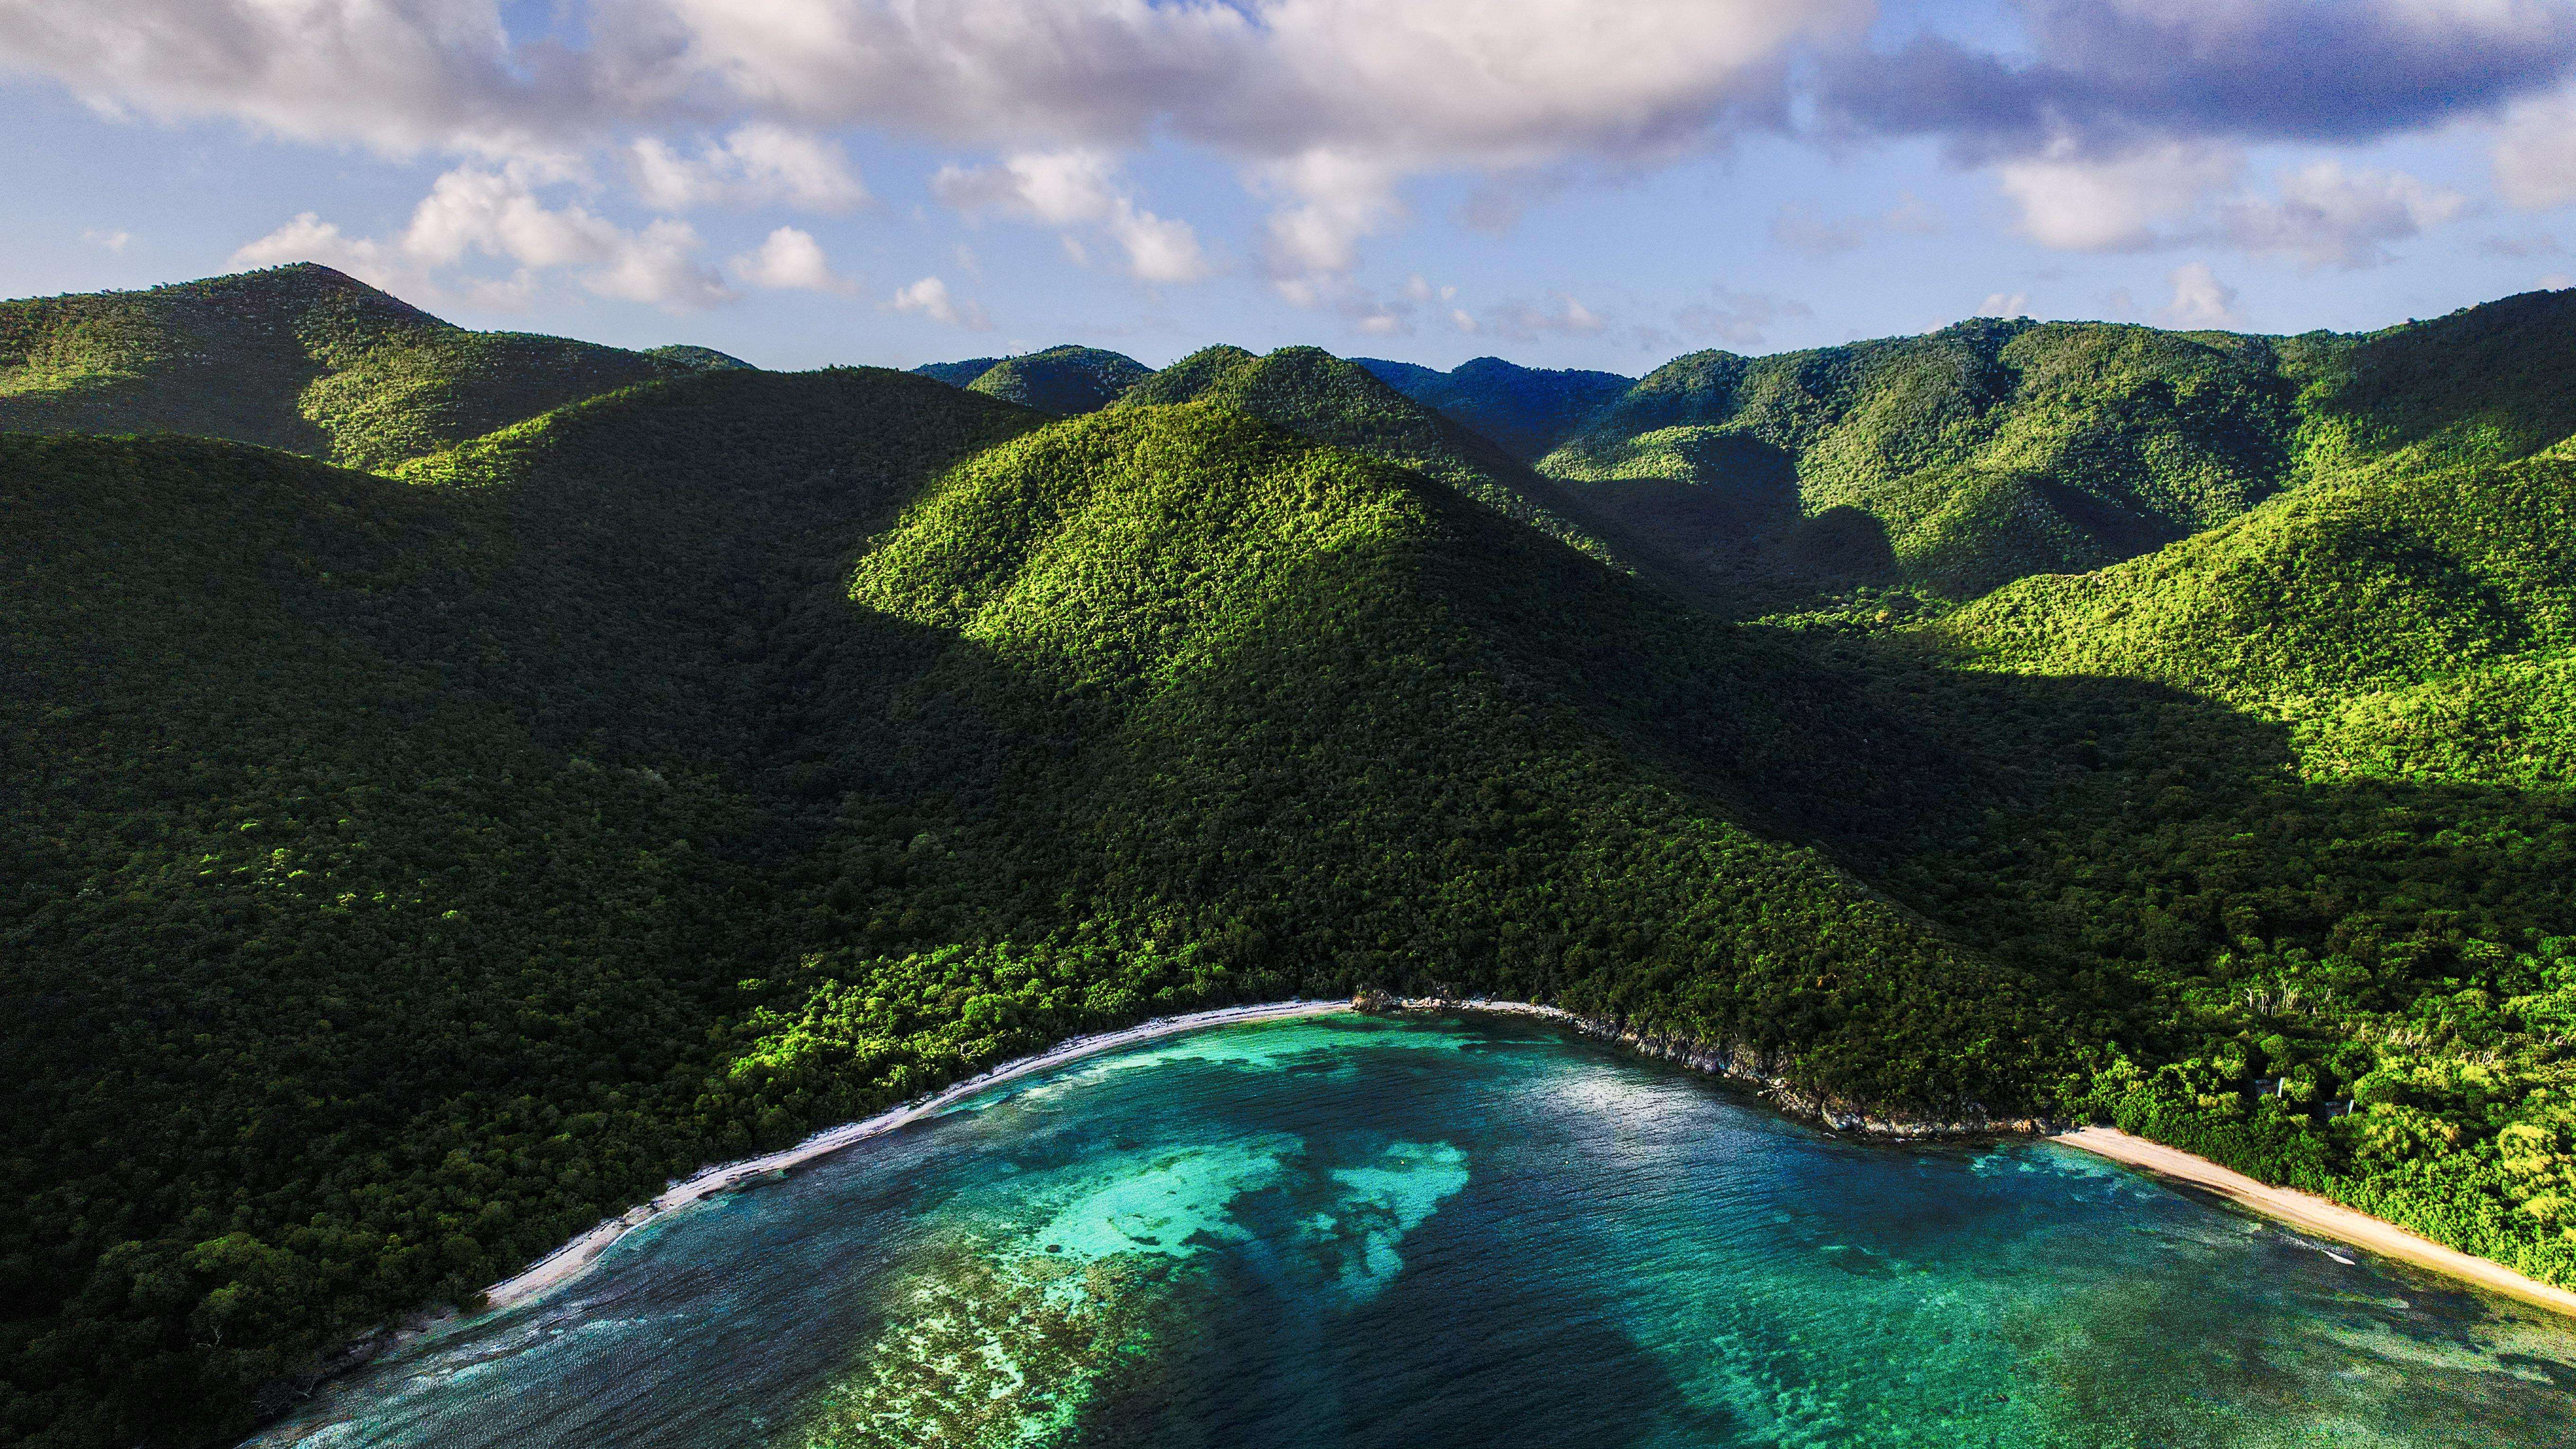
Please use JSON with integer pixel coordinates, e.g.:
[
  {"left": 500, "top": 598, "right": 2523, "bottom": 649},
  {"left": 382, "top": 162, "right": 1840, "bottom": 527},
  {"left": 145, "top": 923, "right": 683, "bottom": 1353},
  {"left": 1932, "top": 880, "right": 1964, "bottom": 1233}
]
[{"left": 5, "top": 270, "right": 2576, "bottom": 1448}]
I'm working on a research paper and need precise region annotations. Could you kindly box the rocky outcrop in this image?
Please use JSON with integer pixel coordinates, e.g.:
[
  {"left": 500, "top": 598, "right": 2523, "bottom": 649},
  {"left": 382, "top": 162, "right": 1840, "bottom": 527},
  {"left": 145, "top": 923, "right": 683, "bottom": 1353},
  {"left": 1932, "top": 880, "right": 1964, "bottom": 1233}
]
[{"left": 1359, "top": 994, "right": 2058, "bottom": 1139}]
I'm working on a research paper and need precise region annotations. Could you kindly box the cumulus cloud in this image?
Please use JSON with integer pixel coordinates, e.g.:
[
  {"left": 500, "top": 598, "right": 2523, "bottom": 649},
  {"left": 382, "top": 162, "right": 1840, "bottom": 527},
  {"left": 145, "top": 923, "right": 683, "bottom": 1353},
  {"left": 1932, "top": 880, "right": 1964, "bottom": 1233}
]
[
  {"left": 1827, "top": 0, "right": 2576, "bottom": 159},
  {"left": 0, "top": 0, "right": 569, "bottom": 156},
  {"left": 636, "top": 0, "right": 1858, "bottom": 161},
  {"left": 1980, "top": 291, "right": 2031, "bottom": 317},
  {"left": 932, "top": 149, "right": 1209, "bottom": 283},
  {"left": 3, "top": 0, "right": 1862, "bottom": 277},
  {"left": 232, "top": 212, "right": 410, "bottom": 290},
  {"left": 888, "top": 275, "right": 990, "bottom": 329},
  {"left": 2495, "top": 88, "right": 2576, "bottom": 207},
  {"left": 631, "top": 124, "right": 866, "bottom": 212},
  {"left": 1671, "top": 287, "right": 1811, "bottom": 346},
  {"left": 1996, "top": 141, "right": 2244, "bottom": 251},
  {"left": 2218, "top": 162, "right": 2468, "bottom": 268},
  {"left": 730, "top": 226, "right": 856, "bottom": 292},
  {"left": 1995, "top": 145, "right": 2465, "bottom": 267},
  {"left": 234, "top": 163, "right": 731, "bottom": 310},
  {"left": 2159, "top": 262, "right": 2244, "bottom": 328},
  {"left": 18, "top": 0, "right": 2565, "bottom": 286},
  {"left": 81, "top": 227, "right": 132, "bottom": 253}
]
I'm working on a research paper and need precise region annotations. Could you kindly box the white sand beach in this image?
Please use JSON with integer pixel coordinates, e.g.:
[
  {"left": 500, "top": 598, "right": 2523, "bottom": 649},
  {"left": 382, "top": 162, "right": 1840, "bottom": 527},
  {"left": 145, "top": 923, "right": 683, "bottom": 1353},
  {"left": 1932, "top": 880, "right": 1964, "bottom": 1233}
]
[{"left": 2055, "top": 1126, "right": 2576, "bottom": 1318}]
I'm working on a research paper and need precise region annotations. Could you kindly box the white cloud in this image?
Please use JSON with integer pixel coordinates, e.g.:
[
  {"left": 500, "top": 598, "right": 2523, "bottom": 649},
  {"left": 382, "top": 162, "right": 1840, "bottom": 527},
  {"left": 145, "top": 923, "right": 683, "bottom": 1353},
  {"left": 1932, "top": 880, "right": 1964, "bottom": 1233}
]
[
  {"left": 2158, "top": 261, "right": 2243, "bottom": 328},
  {"left": 1995, "top": 142, "right": 2464, "bottom": 269},
  {"left": 641, "top": 0, "right": 1863, "bottom": 165},
  {"left": 1, "top": 3, "right": 1862, "bottom": 283},
  {"left": 234, "top": 164, "right": 732, "bottom": 311},
  {"left": 0, "top": 0, "right": 560, "bottom": 156},
  {"left": 232, "top": 212, "right": 412, "bottom": 291},
  {"left": 2546, "top": 271, "right": 2575, "bottom": 289},
  {"left": 1980, "top": 291, "right": 2031, "bottom": 316},
  {"left": 80, "top": 227, "right": 132, "bottom": 253},
  {"left": 933, "top": 149, "right": 1210, "bottom": 283},
  {"left": 2218, "top": 162, "right": 2467, "bottom": 268},
  {"left": 730, "top": 226, "right": 856, "bottom": 293},
  {"left": 888, "top": 275, "right": 991, "bottom": 329},
  {"left": 583, "top": 218, "right": 730, "bottom": 308},
  {"left": 2496, "top": 88, "right": 2576, "bottom": 209},
  {"left": 1997, "top": 140, "right": 2244, "bottom": 251},
  {"left": 631, "top": 124, "right": 866, "bottom": 212}
]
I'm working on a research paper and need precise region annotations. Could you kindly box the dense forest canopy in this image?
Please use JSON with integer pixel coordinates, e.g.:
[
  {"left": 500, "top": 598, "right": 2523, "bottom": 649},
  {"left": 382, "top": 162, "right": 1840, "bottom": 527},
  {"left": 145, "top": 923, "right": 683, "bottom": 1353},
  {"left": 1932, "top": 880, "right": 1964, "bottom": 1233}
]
[{"left": 5, "top": 266, "right": 2574, "bottom": 1448}]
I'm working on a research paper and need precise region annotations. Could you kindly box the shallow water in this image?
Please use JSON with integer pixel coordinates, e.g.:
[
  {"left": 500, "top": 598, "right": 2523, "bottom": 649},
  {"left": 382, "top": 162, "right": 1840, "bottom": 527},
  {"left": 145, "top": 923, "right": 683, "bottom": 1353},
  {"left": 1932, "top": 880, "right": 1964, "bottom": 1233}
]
[{"left": 250, "top": 1014, "right": 2576, "bottom": 1448}]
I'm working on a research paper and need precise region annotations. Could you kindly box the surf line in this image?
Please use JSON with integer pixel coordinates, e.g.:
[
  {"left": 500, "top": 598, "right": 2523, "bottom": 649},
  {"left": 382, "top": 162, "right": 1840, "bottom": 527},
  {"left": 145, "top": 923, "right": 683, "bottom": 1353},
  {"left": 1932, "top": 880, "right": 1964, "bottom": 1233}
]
[{"left": 482, "top": 998, "right": 1355, "bottom": 1310}]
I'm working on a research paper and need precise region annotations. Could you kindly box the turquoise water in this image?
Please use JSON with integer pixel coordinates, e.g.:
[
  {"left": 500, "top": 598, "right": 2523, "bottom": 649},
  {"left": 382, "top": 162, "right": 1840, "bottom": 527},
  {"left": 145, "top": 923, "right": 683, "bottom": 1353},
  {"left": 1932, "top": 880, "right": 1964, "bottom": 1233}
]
[{"left": 250, "top": 1015, "right": 2576, "bottom": 1448}]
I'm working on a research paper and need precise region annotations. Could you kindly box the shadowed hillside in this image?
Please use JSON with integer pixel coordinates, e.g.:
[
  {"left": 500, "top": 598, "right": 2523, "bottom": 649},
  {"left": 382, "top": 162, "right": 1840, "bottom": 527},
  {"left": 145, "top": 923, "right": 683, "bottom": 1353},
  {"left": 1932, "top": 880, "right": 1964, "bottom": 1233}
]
[
  {"left": 963, "top": 345, "right": 1152, "bottom": 414},
  {"left": 1545, "top": 289, "right": 2576, "bottom": 605},
  {"left": 0, "top": 264, "right": 732, "bottom": 472},
  {"left": 1542, "top": 318, "right": 2300, "bottom": 598},
  {"left": 1355, "top": 355, "right": 1631, "bottom": 461}
]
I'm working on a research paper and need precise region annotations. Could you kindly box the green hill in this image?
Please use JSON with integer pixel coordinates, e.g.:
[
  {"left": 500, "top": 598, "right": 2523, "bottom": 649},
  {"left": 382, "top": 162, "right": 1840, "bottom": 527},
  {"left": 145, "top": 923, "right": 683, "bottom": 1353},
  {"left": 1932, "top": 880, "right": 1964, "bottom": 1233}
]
[
  {"left": 1935, "top": 290, "right": 2576, "bottom": 789},
  {"left": 1543, "top": 290, "right": 2576, "bottom": 604},
  {"left": 1117, "top": 345, "right": 1651, "bottom": 569},
  {"left": 1354, "top": 355, "right": 1631, "bottom": 461},
  {"left": 8, "top": 274, "right": 2576, "bottom": 1449},
  {"left": 1542, "top": 318, "right": 2300, "bottom": 598},
  {"left": 911, "top": 355, "right": 1005, "bottom": 388},
  {"left": 0, "top": 371, "right": 2061, "bottom": 1446},
  {"left": 1942, "top": 434, "right": 2576, "bottom": 789},
  {"left": 960, "top": 345, "right": 1152, "bottom": 414},
  {"left": 644, "top": 343, "right": 756, "bottom": 372},
  {"left": 0, "top": 264, "right": 721, "bottom": 472}
]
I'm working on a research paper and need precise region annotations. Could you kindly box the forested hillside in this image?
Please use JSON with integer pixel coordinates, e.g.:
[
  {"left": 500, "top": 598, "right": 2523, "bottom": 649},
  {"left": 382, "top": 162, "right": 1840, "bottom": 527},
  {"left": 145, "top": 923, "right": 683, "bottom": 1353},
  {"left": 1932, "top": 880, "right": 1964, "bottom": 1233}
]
[
  {"left": 1542, "top": 318, "right": 2299, "bottom": 598},
  {"left": 4, "top": 272, "right": 2575, "bottom": 1448},
  {"left": 0, "top": 265, "right": 729, "bottom": 472},
  {"left": 960, "top": 345, "right": 1151, "bottom": 414},
  {"left": 1538, "top": 291, "right": 2576, "bottom": 605}
]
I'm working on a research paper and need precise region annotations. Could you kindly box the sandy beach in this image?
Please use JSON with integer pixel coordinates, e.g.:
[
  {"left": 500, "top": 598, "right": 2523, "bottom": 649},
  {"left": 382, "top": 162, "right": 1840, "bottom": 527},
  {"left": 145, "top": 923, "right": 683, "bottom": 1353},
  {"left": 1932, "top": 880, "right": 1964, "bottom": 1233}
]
[
  {"left": 482, "top": 998, "right": 1354, "bottom": 1309},
  {"left": 2054, "top": 1126, "right": 2576, "bottom": 1318}
]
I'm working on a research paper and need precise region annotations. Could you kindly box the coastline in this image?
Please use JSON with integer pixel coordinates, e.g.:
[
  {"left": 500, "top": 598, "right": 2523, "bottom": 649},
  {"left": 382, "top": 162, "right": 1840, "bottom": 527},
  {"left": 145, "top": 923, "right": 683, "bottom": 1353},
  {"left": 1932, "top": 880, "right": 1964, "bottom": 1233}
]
[
  {"left": 480, "top": 995, "right": 2576, "bottom": 1325},
  {"left": 2052, "top": 1126, "right": 2576, "bottom": 1319},
  {"left": 481, "top": 998, "right": 1353, "bottom": 1310}
]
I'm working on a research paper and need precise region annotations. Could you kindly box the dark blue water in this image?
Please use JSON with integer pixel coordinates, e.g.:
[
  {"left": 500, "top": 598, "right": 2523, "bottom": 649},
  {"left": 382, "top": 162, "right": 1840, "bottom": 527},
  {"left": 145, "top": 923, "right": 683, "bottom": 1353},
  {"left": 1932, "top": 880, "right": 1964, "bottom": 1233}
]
[{"left": 250, "top": 1014, "right": 2576, "bottom": 1447}]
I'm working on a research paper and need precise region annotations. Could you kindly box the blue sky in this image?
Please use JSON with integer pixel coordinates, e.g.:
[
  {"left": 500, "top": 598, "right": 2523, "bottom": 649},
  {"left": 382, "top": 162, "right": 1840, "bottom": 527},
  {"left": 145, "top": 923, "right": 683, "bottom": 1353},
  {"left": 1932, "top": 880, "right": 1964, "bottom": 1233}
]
[{"left": 6, "top": 0, "right": 2576, "bottom": 375}]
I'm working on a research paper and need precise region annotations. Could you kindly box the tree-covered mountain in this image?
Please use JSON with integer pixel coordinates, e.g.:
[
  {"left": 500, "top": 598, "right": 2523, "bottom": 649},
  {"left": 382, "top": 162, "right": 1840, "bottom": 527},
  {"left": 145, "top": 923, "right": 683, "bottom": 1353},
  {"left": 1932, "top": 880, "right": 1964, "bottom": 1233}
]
[
  {"left": 1353, "top": 355, "right": 1631, "bottom": 462},
  {"left": 5, "top": 274, "right": 2576, "bottom": 1448},
  {"left": 0, "top": 265, "right": 734, "bottom": 473},
  {"left": 1116, "top": 344, "right": 1661, "bottom": 570},
  {"left": 956, "top": 344, "right": 1152, "bottom": 414},
  {"left": 0, "top": 364, "right": 2048, "bottom": 1446},
  {"left": 1541, "top": 318, "right": 2297, "bottom": 599},
  {"left": 1539, "top": 290, "right": 2576, "bottom": 605},
  {"left": 909, "top": 356, "right": 1004, "bottom": 388}
]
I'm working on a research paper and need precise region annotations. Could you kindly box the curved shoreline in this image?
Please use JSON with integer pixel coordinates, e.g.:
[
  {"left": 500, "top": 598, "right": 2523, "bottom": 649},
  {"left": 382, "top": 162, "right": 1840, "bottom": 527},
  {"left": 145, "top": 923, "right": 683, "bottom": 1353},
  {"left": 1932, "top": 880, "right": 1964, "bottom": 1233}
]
[
  {"left": 481, "top": 996, "right": 2576, "bottom": 1325},
  {"left": 482, "top": 998, "right": 1353, "bottom": 1310},
  {"left": 2050, "top": 1126, "right": 2576, "bottom": 1319}
]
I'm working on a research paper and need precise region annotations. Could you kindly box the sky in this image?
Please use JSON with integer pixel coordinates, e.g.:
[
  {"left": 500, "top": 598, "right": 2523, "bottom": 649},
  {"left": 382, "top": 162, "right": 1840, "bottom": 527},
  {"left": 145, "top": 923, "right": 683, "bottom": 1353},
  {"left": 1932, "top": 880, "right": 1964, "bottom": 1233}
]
[{"left": 5, "top": 0, "right": 2576, "bottom": 376}]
